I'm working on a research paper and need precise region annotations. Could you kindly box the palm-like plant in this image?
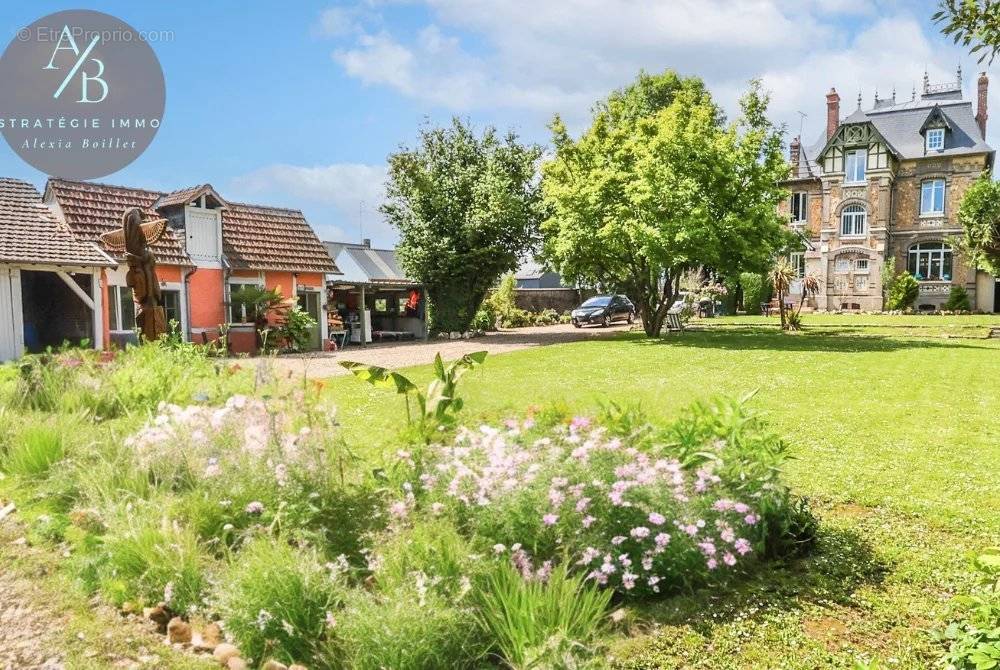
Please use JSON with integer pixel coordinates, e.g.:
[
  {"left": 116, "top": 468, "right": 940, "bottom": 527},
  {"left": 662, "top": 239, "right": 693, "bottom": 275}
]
[
  {"left": 788, "top": 273, "right": 820, "bottom": 331},
  {"left": 230, "top": 285, "right": 295, "bottom": 349},
  {"left": 768, "top": 258, "right": 795, "bottom": 330}
]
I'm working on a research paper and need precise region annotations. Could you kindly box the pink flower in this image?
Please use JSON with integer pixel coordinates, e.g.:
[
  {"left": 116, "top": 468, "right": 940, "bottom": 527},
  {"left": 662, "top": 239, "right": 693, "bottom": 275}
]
[
  {"left": 570, "top": 416, "right": 591, "bottom": 430},
  {"left": 630, "top": 526, "right": 650, "bottom": 539},
  {"left": 744, "top": 514, "right": 758, "bottom": 525},
  {"left": 575, "top": 497, "right": 591, "bottom": 512},
  {"left": 542, "top": 513, "right": 559, "bottom": 526},
  {"left": 493, "top": 543, "right": 506, "bottom": 554},
  {"left": 430, "top": 502, "right": 445, "bottom": 516},
  {"left": 244, "top": 501, "right": 264, "bottom": 515},
  {"left": 723, "top": 552, "right": 737, "bottom": 566},
  {"left": 611, "top": 535, "right": 626, "bottom": 545},
  {"left": 654, "top": 532, "right": 671, "bottom": 547},
  {"left": 734, "top": 538, "right": 752, "bottom": 555},
  {"left": 648, "top": 512, "right": 666, "bottom": 525},
  {"left": 622, "top": 572, "right": 637, "bottom": 590},
  {"left": 733, "top": 502, "right": 749, "bottom": 514},
  {"left": 706, "top": 558, "right": 718, "bottom": 570},
  {"left": 581, "top": 515, "right": 596, "bottom": 528},
  {"left": 389, "top": 501, "right": 408, "bottom": 518}
]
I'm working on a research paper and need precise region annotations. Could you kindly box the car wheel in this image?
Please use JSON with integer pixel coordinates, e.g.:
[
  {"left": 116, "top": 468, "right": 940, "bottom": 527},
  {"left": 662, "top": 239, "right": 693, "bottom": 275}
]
[
  {"left": 627, "top": 312, "right": 635, "bottom": 324},
  {"left": 573, "top": 321, "right": 581, "bottom": 328},
  {"left": 602, "top": 315, "right": 611, "bottom": 327}
]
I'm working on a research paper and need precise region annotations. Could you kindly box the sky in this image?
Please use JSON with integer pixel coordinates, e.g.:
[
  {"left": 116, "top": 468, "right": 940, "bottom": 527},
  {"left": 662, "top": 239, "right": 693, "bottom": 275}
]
[{"left": 0, "top": 0, "right": 993, "bottom": 248}]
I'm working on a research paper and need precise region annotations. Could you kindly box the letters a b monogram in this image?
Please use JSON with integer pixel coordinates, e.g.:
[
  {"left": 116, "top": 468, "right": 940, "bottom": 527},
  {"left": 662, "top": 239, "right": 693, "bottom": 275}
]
[{"left": 43, "top": 25, "right": 109, "bottom": 103}]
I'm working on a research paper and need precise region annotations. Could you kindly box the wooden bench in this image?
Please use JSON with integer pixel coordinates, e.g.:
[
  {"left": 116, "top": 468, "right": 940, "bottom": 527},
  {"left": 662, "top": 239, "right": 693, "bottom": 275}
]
[{"left": 662, "top": 312, "right": 684, "bottom": 334}]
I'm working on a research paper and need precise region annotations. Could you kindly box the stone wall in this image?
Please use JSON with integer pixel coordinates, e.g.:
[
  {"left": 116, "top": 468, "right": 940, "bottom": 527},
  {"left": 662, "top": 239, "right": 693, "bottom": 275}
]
[{"left": 514, "top": 288, "right": 589, "bottom": 313}]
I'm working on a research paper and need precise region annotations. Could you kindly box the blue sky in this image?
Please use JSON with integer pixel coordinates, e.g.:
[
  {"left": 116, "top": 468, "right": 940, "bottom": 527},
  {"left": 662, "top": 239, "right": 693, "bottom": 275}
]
[{"left": 0, "top": 0, "right": 989, "bottom": 247}]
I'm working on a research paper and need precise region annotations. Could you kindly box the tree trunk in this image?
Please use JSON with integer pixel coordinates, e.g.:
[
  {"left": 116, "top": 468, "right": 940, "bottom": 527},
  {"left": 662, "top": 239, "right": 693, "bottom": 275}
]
[{"left": 777, "top": 286, "right": 787, "bottom": 330}]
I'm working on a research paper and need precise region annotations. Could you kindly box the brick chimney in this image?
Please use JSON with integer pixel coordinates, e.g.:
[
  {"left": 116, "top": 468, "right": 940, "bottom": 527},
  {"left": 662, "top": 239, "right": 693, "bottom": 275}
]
[
  {"left": 976, "top": 72, "right": 989, "bottom": 139},
  {"left": 826, "top": 88, "right": 840, "bottom": 140},
  {"left": 790, "top": 136, "right": 801, "bottom": 172}
]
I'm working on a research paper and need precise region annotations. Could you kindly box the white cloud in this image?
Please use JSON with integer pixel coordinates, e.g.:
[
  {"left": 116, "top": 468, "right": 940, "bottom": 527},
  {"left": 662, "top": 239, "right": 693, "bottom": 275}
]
[
  {"left": 319, "top": 0, "right": 980, "bottom": 143},
  {"left": 228, "top": 163, "right": 393, "bottom": 245}
]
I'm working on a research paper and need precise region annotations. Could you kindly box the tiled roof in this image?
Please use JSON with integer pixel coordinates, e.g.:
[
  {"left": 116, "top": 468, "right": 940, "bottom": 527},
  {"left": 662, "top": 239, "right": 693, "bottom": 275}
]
[
  {"left": 46, "top": 179, "right": 338, "bottom": 273},
  {"left": 223, "top": 202, "right": 338, "bottom": 274},
  {"left": 153, "top": 184, "right": 228, "bottom": 210},
  {"left": 0, "top": 178, "right": 113, "bottom": 267},
  {"left": 46, "top": 179, "right": 192, "bottom": 266}
]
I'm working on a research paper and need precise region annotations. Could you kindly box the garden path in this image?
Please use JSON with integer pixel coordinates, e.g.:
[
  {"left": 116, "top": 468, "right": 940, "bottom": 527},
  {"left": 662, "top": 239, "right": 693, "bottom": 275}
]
[{"left": 240, "top": 322, "right": 633, "bottom": 379}]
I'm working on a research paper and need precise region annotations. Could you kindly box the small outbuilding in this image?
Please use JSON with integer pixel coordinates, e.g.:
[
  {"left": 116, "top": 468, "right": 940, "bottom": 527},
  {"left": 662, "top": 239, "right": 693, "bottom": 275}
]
[
  {"left": 324, "top": 239, "right": 425, "bottom": 347},
  {"left": 0, "top": 178, "right": 115, "bottom": 362}
]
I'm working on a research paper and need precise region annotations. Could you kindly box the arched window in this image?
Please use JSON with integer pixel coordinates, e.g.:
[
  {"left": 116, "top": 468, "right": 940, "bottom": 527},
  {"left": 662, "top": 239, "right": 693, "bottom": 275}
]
[
  {"left": 840, "top": 204, "right": 866, "bottom": 237},
  {"left": 907, "top": 242, "right": 953, "bottom": 281}
]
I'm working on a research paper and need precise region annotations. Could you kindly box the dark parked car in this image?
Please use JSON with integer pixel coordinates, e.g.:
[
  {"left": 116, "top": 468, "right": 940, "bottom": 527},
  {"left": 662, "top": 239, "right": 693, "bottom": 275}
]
[{"left": 571, "top": 295, "right": 635, "bottom": 327}]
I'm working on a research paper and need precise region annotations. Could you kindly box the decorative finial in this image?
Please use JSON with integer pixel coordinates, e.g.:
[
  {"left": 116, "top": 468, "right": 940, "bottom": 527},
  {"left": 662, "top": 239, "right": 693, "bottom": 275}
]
[
  {"left": 958, "top": 63, "right": 963, "bottom": 89},
  {"left": 874, "top": 88, "right": 879, "bottom": 105},
  {"left": 892, "top": 86, "right": 896, "bottom": 103},
  {"left": 912, "top": 82, "right": 917, "bottom": 101},
  {"left": 857, "top": 90, "right": 862, "bottom": 108},
  {"left": 923, "top": 69, "right": 930, "bottom": 94}
]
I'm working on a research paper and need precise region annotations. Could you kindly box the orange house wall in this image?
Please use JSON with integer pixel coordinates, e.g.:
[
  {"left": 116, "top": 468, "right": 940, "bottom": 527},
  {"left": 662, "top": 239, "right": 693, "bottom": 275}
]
[{"left": 188, "top": 267, "right": 225, "bottom": 330}]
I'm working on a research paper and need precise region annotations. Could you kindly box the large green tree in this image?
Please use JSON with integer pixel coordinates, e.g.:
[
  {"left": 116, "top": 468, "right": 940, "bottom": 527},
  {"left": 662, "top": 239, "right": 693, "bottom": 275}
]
[
  {"left": 957, "top": 173, "right": 1000, "bottom": 275},
  {"left": 382, "top": 119, "right": 543, "bottom": 333},
  {"left": 541, "top": 71, "right": 792, "bottom": 336}
]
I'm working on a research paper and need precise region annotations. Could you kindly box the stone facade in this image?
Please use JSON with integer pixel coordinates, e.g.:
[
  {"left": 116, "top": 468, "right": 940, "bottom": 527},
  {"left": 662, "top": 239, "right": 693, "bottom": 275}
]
[{"left": 780, "top": 72, "right": 997, "bottom": 311}]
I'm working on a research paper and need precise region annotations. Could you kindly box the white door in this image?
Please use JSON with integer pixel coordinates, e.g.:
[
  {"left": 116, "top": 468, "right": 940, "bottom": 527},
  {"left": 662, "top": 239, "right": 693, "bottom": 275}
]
[
  {"left": 186, "top": 210, "right": 220, "bottom": 262},
  {"left": 0, "top": 268, "right": 23, "bottom": 362}
]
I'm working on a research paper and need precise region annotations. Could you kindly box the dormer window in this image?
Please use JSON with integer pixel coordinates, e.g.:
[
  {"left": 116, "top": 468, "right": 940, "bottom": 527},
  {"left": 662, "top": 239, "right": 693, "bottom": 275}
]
[
  {"left": 844, "top": 149, "right": 866, "bottom": 183},
  {"left": 926, "top": 128, "right": 944, "bottom": 151}
]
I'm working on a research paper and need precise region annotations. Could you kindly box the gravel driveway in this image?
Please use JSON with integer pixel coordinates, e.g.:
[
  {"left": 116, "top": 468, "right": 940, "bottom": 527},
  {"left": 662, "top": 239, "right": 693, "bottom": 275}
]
[{"left": 241, "top": 323, "right": 633, "bottom": 380}]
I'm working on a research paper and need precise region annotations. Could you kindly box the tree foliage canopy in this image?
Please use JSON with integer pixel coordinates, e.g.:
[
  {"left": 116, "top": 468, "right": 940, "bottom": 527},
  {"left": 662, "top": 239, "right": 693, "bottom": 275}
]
[
  {"left": 933, "top": 0, "right": 1000, "bottom": 64},
  {"left": 541, "top": 70, "right": 793, "bottom": 335},
  {"left": 957, "top": 172, "right": 1000, "bottom": 275},
  {"left": 382, "top": 118, "right": 543, "bottom": 333}
]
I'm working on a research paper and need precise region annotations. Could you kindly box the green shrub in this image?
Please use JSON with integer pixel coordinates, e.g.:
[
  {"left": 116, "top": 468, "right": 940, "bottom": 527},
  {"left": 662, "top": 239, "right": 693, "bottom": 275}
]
[
  {"left": 3, "top": 421, "right": 66, "bottom": 477},
  {"left": 215, "top": 536, "right": 347, "bottom": 665},
  {"left": 395, "top": 396, "right": 812, "bottom": 598},
  {"left": 372, "top": 519, "right": 481, "bottom": 598},
  {"left": 476, "top": 561, "right": 611, "bottom": 669},
  {"left": 740, "top": 272, "right": 767, "bottom": 315},
  {"left": 886, "top": 271, "right": 920, "bottom": 311},
  {"left": 88, "top": 505, "right": 208, "bottom": 614},
  {"left": 332, "top": 586, "right": 486, "bottom": 670},
  {"left": 944, "top": 285, "right": 973, "bottom": 311},
  {"left": 471, "top": 308, "right": 496, "bottom": 332},
  {"left": 721, "top": 276, "right": 740, "bottom": 315},
  {"left": 936, "top": 548, "right": 1000, "bottom": 670}
]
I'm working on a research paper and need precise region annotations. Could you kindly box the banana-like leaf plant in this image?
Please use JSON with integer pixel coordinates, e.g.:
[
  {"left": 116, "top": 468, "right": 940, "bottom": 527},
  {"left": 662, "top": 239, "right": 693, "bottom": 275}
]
[{"left": 339, "top": 351, "right": 487, "bottom": 439}]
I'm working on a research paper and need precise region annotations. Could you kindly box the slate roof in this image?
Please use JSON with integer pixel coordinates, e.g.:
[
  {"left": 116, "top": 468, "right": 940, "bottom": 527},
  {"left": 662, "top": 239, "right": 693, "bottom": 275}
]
[
  {"left": 0, "top": 178, "right": 113, "bottom": 267},
  {"left": 46, "top": 179, "right": 192, "bottom": 265},
  {"left": 325, "top": 241, "right": 416, "bottom": 285},
  {"left": 515, "top": 258, "right": 549, "bottom": 281},
  {"left": 790, "top": 89, "right": 994, "bottom": 180},
  {"left": 46, "top": 179, "right": 337, "bottom": 273}
]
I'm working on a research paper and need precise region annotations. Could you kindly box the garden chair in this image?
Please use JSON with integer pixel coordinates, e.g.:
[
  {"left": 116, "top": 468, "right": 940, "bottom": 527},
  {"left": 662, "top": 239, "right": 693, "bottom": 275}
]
[{"left": 662, "top": 312, "right": 684, "bottom": 334}]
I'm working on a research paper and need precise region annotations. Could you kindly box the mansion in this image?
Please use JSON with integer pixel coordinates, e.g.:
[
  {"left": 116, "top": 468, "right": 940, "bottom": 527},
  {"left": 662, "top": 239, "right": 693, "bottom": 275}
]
[{"left": 779, "top": 68, "right": 998, "bottom": 312}]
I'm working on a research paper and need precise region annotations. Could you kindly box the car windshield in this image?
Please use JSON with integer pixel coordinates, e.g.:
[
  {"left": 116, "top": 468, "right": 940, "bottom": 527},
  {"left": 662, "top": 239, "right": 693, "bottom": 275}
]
[{"left": 581, "top": 297, "right": 611, "bottom": 308}]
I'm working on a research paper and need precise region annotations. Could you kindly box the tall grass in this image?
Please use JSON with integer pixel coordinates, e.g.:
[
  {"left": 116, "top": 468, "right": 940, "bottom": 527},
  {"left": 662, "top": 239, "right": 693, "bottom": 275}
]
[
  {"left": 333, "top": 586, "right": 487, "bottom": 670},
  {"left": 2, "top": 422, "right": 65, "bottom": 477},
  {"left": 214, "top": 536, "right": 346, "bottom": 665},
  {"left": 85, "top": 506, "right": 207, "bottom": 614},
  {"left": 477, "top": 562, "right": 612, "bottom": 669}
]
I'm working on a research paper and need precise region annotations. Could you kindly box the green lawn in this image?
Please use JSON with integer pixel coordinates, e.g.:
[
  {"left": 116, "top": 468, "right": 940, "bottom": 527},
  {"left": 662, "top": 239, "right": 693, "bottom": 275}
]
[{"left": 323, "top": 319, "right": 1000, "bottom": 668}]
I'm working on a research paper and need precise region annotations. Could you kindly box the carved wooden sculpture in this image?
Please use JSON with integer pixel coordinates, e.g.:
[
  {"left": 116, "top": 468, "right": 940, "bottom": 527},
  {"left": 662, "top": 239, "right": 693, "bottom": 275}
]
[{"left": 100, "top": 207, "right": 168, "bottom": 342}]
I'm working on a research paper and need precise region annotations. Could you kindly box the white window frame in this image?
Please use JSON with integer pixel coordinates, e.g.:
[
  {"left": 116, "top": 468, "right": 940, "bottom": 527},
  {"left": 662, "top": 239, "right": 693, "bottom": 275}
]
[
  {"left": 835, "top": 258, "right": 851, "bottom": 273},
  {"left": 854, "top": 258, "right": 869, "bottom": 272},
  {"left": 854, "top": 275, "right": 869, "bottom": 291},
  {"left": 228, "top": 275, "right": 265, "bottom": 325},
  {"left": 926, "top": 128, "right": 944, "bottom": 152},
  {"left": 844, "top": 149, "right": 867, "bottom": 184},
  {"left": 108, "top": 284, "right": 136, "bottom": 332},
  {"left": 840, "top": 204, "right": 867, "bottom": 237},
  {"left": 789, "top": 251, "right": 805, "bottom": 278},
  {"left": 790, "top": 192, "right": 808, "bottom": 223},
  {"left": 920, "top": 178, "right": 946, "bottom": 216},
  {"left": 907, "top": 242, "right": 953, "bottom": 282}
]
